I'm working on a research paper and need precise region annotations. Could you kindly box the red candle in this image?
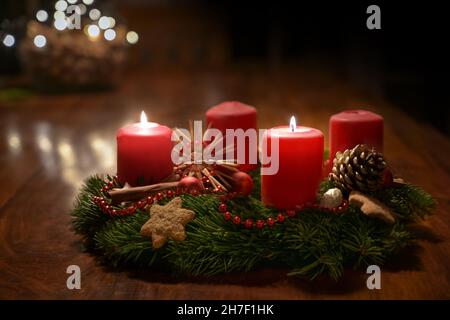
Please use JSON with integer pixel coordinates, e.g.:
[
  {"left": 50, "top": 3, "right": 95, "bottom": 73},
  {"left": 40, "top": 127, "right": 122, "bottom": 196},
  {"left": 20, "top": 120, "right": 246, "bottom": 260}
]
[
  {"left": 261, "top": 117, "right": 324, "bottom": 209},
  {"left": 117, "top": 111, "right": 173, "bottom": 186},
  {"left": 205, "top": 101, "right": 257, "bottom": 171},
  {"left": 329, "top": 109, "right": 383, "bottom": 161}
]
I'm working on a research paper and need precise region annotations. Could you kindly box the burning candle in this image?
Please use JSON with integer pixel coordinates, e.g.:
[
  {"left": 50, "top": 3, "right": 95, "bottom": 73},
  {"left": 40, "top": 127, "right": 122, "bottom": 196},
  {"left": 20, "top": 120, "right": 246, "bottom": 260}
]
[
  {"left": 205, "top": 101, "right": 257, "bottom": 171},
  {"left": 117, "top": 111, "right": 173, "bottom": 186},
  {"left": 261, "top": 116, "right": 324, "bottom": 209},
  {"left": 329, "top": 109, "right": 384, "bottom": 162}
]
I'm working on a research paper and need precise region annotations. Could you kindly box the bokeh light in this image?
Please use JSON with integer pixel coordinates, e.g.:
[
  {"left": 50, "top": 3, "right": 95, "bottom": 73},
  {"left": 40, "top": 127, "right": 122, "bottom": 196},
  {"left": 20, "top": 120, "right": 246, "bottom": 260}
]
[
  {"left": 2, "top": 34, "right": 15, "bottom": 47},
  {"left": 54, "top": 11, "right": 66, "bottom": 20},
  {"left": 54, "top": 18, "right": 68, "bottom": 30},
  {"left": 87, "top": 24, "right": 100, "bottom": 37},
  {"left": 36, "top": 10, "right": 49, "bottom": 22},
  {"left": 98, "top": 16, "right": 110, "bottom": 30},
  {"left": 104, "top": 29, "right": 116, "bottom": 41},
  {"left": 33, "top": 35, "right": 47, "bottom": 48},
  {"left": 126, "top": 31, "right": 139, "bottom": 44},
  {"left": 89, "top": 8, "right": 101, "bottom": 20},
  {"left": 108, "top": 17, "right": 116, "bottom": 28},
  {"left": 55, "top": 0, "right": 68, "bottom": 12}
]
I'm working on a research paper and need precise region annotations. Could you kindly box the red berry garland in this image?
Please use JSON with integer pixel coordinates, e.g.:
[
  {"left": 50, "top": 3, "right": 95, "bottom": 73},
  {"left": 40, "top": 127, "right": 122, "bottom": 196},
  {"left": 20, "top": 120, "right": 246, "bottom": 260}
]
[
  {"left": 92, "top": 176, "right": 350, "bottom": 229},
  {"left": 217, "top": 193, "right": 349, "bottom": 230},
  {"left": 256, "top": 220, "right": 265, "bottom": 229},
  {"left": 93, "top": 176, "right": 224, "bottom": 217}
]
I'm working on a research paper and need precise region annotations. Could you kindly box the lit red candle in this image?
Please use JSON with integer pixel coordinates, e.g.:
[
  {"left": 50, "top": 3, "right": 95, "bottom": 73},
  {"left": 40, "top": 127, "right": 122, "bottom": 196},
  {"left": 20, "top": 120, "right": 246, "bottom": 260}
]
[
  {"left": 206, "top": 101, "right": 257, "bottom": 171},
  {"left": 329, "top": 109, "right": 384, "bottom": 161},
  {"left": 117, "top": 111, "right": 173, "bottom": 186},
  {"left": 261, "top": 117, "right": 324, "bottom": 209}
]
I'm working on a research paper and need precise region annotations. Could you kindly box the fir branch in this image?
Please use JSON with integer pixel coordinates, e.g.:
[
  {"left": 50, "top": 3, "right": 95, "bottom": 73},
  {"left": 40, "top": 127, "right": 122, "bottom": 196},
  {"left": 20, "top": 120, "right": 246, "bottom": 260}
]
[
  {"left": 372, "top": 184, "right": 435, "bottom": 221},
  {"left": 70, "top": 174, "right": 435, "bottom": 280},
  {"left": 71, "top": 175, "right": 111, "bottom": 242},
  {"left": 165, "top": 194, "right": 284, "bottom": 276},
  {"left": 93, "top": 211, "right": 159, "bottom": 267}
]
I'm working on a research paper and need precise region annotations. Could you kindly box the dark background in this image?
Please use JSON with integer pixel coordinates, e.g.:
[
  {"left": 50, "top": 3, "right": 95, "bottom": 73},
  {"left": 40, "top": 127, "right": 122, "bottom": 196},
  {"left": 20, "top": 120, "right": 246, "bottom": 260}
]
[{"left": 1, "top": 0, "right": 447, "bottom": 135}]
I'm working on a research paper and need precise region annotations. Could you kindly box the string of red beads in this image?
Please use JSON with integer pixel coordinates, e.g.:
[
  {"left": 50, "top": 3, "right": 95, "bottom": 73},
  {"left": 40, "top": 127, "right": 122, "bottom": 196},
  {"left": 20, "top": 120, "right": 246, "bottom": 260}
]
[
  {"left": 92, "top": 177, "right": 349, "bottom": 227},
  {"left": 217, "top": 195, "right": 349, "bottom": 230},
  {"left": 92, "top": 176, "right": 220, "bottom": 217}
]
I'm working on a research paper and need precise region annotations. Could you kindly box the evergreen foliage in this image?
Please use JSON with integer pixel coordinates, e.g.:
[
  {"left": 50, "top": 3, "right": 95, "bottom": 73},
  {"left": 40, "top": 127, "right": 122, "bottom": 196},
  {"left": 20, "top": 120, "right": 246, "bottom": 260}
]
[{"left": 71, "top": 173, "right": 434, "bottom": 280}]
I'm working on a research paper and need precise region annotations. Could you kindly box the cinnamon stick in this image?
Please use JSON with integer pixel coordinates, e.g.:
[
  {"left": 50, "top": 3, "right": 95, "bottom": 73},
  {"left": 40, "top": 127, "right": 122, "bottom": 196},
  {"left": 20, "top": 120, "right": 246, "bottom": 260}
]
[{"left": 108, "top": 181, "right": 179, "bottom": 205}]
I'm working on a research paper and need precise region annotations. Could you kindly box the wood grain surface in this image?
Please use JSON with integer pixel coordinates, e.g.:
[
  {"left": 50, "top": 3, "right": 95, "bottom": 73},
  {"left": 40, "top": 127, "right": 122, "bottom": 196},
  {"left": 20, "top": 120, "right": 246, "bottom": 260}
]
[{"left": 0, "top": 65, "right": 449, "bottom": 299}]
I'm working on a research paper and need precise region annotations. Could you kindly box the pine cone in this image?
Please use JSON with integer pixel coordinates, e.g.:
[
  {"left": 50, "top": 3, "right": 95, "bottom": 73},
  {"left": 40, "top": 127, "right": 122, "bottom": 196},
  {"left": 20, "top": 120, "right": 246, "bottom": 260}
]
[{"left": 329, "top": 144, "right": 386, "bottom": 193}]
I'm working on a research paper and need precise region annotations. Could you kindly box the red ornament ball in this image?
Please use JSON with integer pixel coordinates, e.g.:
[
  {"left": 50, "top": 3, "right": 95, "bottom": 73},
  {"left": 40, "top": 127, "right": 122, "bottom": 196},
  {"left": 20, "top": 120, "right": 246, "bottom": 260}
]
[
  {"left": 256, "top": 219, "right": 265, "bottom": 229},
  {"left": 218, "top": 203, "right": 228, "bottom": 213},
  {"left": 267, "top": 217, "right": 275, "bottom": 227},
  {"left": 224, "top": 211, "right": 232, "bottom": 221},
  {"left": 277, "top": 213, "right": 285, "bottom": 222},
  {"left": 136, "top": 200, "right": 146, "bottom": 209},
  {"left": 178, "top": 176, "right": 203, "bottom": 192},
  {"left": 127, "top": 206, "right": 136, "bottom": 214},
  {"left": 231, "top": 171, "right": 253, "bottom": 196},
  {"left": 244, "top": 219, "right": 254, "bottom": 229},
  {"left": 232, "top": 215, "right": 241, "bottom": 225}
]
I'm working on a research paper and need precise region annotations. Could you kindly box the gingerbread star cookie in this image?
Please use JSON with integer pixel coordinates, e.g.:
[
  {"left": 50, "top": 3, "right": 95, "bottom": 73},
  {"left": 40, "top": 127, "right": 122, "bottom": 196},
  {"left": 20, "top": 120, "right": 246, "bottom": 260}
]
[{"left": 140, "top": 197, "right": 195, "bottom": 249}]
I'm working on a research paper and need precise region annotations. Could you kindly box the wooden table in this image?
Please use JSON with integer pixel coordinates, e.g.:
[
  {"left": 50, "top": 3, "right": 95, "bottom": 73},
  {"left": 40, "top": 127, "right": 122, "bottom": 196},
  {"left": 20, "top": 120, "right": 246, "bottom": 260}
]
[{"left": 0, "top": 65, "right": 449, "bottom": 299}]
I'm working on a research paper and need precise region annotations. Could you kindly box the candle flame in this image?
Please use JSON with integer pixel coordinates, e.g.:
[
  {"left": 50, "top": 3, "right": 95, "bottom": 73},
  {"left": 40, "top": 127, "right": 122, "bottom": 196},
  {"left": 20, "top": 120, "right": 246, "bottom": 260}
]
[
  {"left": 290, "top": 116, "right": 296, "bottom": 132},
  {"left": 140, "top": 111, "right": 148, "bottom": 124}
]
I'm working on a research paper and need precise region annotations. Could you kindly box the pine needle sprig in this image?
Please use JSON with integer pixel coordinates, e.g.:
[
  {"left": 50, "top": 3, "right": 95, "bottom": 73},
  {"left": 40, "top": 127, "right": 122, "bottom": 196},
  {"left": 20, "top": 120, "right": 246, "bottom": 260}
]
[
  {"left": 71, "top": 174, "right": 111, "bottom": 243},
  {"left": 372, "top": 183, "right": 435, "bottom": 220},
  {"left": 93, "top": 210, "right": 159, "bottom": 267}
]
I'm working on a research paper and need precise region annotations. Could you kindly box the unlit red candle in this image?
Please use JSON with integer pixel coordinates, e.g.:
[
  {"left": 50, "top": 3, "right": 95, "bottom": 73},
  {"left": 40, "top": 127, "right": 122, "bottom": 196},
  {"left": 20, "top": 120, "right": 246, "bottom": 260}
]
[
  {"left": 261, "top": 117, "right": 324, "bottom": 209},
  {"left": 117, "top": 112, "right": 173, "bottom": 186},
  {"left": 206, "top": 101, "right": 257, "bottom": 171},
  {"left": 329, "top": 109, "right": 384, "bottom": 161}
]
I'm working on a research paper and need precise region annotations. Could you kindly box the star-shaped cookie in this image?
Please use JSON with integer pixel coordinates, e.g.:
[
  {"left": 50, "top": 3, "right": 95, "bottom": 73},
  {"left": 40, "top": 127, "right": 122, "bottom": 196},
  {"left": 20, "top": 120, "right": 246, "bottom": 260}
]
[{"left": 140, "top": 197, "right": 195, "bottom": 249}]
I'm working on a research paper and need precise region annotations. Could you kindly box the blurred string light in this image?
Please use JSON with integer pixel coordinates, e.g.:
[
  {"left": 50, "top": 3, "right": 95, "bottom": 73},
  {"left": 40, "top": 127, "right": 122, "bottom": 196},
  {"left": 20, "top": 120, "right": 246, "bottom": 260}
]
[
  {"left": 89, "top": 8, "right": 101, "bottom": 20},
  {"left": 2, "top": 34, "right": 15, "bottom": 47},
  {"left": 15, "top": 0, "right": 140, "bottom": 47},
  {"left": 36, "top": 10, "right": 49, "bottom": 22},
  {"left": 55, "top": 0, "right": 68, "bottom": 12},
  {"left": 108, "top": 17, "right": 116, "bottom": 28},
  {"left": 54, "top": 10, "right": 65, "bottom": 20},
  {"left": 33, "top": 34, "right": 47, "bottom": 48},
  {"left": 126, "top": 31, "right": 139, "bottom": 44},
  {"left": 54, "top": 18, "right": 68, "bottom": 31},
  {"left": 98, "top": 16, "right": 110, "bottom": 30},
  {"left": 104, "top": 28, "right": 116, "bottom": 41},
  {"left": 87, "top": 24, "right": 100, "bottom": 37}
]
